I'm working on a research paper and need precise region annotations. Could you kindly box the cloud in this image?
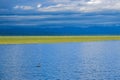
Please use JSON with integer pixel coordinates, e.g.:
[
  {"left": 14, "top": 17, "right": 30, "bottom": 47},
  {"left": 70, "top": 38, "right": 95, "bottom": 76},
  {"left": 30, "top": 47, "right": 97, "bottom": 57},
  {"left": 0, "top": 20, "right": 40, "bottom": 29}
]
[
  {"left": 37, "top": 0, "right": 120, "bottom": 12},
  {"left": 14, "top": 5, "right": 34, "bottom": 10},
  {"left": 1, "top": 14, "right": 120, "bottom": 26},
  {"left": 14, "top": 3, "right": 42, "bottom": 11},
  {"left": 13, "top": 0, "right": 120, "bottom": 12},
  {"left": 37, "top": 4, "right": 77, "bottom": 12},
  {"left": 37, "top": 4, "right": 42, "bottom": 8},
  {"left": 80, "top": 0, "right": 120, "bottom": 12},
  {"left": 52, "top": 0, "right": 86, "bottom": 3}
]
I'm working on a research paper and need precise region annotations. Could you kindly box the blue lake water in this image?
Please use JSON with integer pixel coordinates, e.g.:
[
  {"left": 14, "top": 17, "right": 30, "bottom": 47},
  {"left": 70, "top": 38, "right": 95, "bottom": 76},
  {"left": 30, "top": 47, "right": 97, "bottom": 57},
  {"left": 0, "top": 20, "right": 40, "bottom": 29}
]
[{"left": 0, "top": 41, "right": 120, "bottom": 80}]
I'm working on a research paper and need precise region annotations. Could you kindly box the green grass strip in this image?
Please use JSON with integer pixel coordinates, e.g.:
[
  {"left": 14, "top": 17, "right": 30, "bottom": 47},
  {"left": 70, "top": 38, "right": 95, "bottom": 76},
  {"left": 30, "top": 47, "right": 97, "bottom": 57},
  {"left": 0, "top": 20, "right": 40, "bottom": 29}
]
[{"left": 0, "top": 36, "right": 120, "bottom": 44}]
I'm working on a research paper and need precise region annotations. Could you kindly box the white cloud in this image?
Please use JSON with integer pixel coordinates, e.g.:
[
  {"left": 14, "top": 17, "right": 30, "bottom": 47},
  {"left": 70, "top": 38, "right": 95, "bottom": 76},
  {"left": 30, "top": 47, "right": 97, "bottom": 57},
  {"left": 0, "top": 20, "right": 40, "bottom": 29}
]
[
  {"left": 13, "top": 0, "right": 120, "bottom": 12},
  {"left": 37, "top": 0, "right": 120, "bottom": 12},
  {"left": 37, "top": 3, "right": 42, "bottom": 8},
  {"left": 87, "top": 0, "right": 102, "bottom": 4},
  {"left": 14, "top": 5, "right": 34, "bottom": 10},
  {"left": 52, "top": 0, "right": 71, "bottom": 3},
  {"left": 80, "top": 0, "right": 120, "bottom": 12},
  {"left": 37, "top": 4, "right": 77, "bottom": 12},
  {"left": 14, "top": 3, "right": 42, "bottom": 10}
]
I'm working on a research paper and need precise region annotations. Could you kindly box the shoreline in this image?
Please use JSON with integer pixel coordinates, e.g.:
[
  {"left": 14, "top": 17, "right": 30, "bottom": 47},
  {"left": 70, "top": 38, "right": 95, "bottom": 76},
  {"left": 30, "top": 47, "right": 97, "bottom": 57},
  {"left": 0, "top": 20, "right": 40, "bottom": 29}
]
[{"left": 0, "top": 36, "right": 120, "bottom": 44}]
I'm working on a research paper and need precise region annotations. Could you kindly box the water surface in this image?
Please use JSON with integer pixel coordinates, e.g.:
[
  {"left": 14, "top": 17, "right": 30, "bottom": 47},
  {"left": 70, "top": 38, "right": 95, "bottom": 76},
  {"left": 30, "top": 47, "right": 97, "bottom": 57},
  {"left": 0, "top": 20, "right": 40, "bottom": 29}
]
[{"left": 0, "top": 41, "right": 120, "bottom": 80}]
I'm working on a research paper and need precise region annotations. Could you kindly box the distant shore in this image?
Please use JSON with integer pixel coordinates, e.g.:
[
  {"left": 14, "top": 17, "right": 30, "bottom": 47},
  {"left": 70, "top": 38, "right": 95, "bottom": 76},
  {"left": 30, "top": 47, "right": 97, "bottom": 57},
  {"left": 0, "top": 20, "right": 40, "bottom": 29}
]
[{"left": 0, "top": 36, "right": 120, "bottom": 44}]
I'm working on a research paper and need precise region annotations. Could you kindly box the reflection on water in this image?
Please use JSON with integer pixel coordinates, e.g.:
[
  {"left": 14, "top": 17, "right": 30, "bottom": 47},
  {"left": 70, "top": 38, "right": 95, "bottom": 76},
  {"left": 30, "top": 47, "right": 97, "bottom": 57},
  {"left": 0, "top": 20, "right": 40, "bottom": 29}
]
[{"left": 0, "top": 41, "right": 120, "bottom": 80}]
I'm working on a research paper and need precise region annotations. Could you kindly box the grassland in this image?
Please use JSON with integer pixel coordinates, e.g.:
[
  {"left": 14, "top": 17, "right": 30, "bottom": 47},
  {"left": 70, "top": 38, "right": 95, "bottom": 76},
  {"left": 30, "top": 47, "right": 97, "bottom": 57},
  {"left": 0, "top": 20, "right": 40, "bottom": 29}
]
[{"left": 0, "top": 36, "right": 120, "bottom": 44}]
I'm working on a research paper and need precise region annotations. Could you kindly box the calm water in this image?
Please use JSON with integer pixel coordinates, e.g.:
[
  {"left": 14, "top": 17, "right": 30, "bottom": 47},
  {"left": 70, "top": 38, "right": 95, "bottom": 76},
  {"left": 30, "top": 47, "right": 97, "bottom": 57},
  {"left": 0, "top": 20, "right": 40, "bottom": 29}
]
[{"left": 0, "top": 41, "right": 120, "bottom": 80}]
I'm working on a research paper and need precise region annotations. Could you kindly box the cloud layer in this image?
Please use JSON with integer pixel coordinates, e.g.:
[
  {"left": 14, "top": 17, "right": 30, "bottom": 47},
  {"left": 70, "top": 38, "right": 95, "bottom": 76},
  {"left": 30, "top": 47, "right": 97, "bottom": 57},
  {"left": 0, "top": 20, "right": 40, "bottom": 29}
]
[
  {"left": 1, "top": 14, "right": 120, "bottom": 27},
  {"left": 13, "top": 0, "right": 120, "bottom": 12}
]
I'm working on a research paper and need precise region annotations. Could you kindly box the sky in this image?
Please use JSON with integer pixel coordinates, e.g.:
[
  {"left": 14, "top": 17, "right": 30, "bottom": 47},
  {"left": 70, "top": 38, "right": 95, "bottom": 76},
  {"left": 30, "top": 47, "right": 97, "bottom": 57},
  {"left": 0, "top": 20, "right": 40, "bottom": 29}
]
[
  {"left": 0, "top": 0, "right": 120, "bottom": 13},
  {"left": 0, "top": 0, "right": 120, "bottom": 35}
]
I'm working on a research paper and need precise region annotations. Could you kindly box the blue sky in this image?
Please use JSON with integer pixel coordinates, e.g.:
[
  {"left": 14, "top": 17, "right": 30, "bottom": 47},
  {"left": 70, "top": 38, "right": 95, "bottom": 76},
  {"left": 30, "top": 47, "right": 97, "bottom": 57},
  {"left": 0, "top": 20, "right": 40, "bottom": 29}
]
[
  {"left": 0, "top": 0, "right": 120, "bottom": 35},
  {"left": 0, "top": 0, "right": 120, "bottom": 25},
  {"left": 0, "top": 0, "right": 120, "bottom": 13}
]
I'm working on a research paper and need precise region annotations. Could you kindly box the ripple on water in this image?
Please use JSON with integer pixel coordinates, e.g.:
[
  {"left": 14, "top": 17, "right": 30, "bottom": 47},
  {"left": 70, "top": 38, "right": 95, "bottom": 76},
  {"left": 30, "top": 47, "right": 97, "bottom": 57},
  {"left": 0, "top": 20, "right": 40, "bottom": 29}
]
[{"left": 0, "top": 41, "right": 120, "bottom": 80}]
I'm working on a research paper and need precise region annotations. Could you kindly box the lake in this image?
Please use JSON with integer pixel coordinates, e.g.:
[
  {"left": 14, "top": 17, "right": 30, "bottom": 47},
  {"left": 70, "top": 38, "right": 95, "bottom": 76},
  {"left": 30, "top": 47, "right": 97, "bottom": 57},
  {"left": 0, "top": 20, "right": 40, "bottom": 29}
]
[{"left": 0, "top": 41, "right": 120, "bottom": 80}]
